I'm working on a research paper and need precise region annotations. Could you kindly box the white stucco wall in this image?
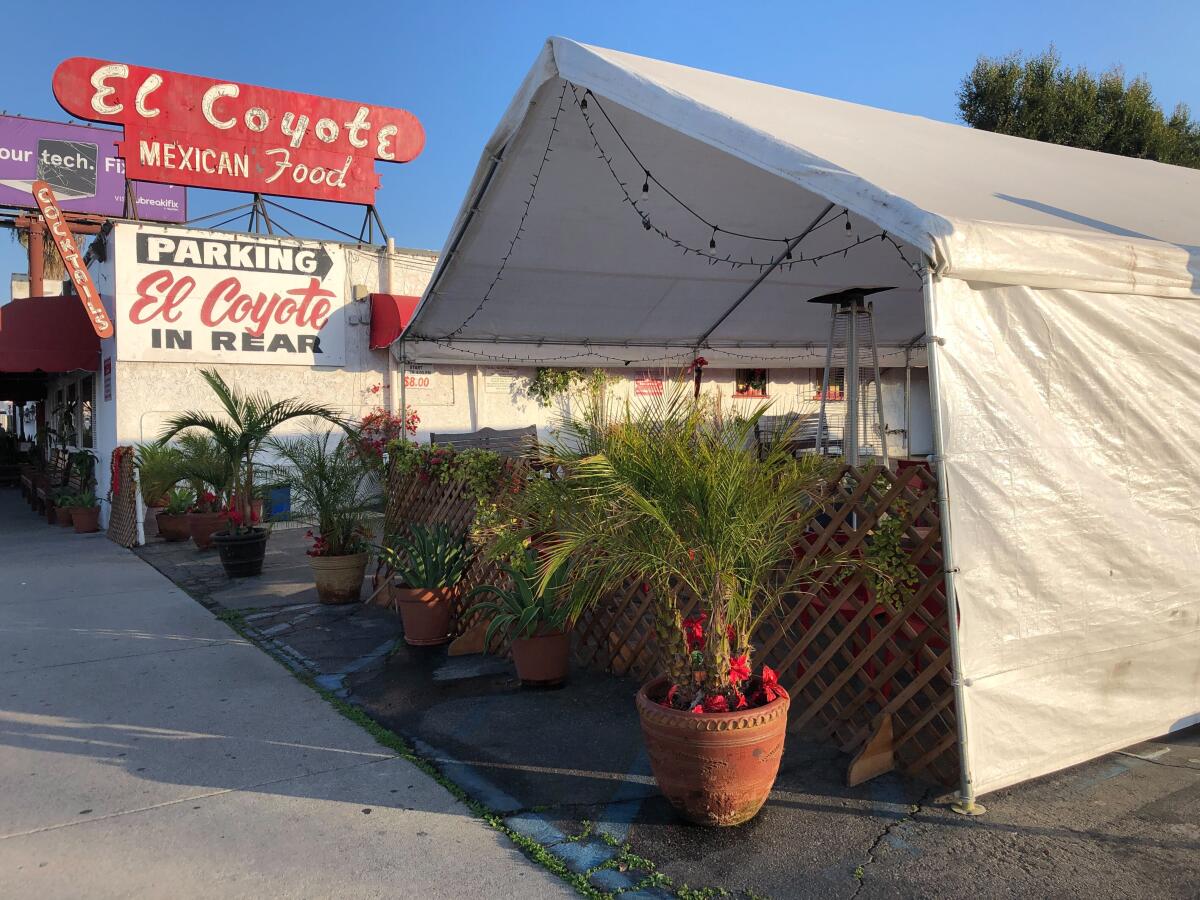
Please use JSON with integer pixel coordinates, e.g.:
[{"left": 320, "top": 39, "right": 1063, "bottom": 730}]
[{"left": 81, "top": 222, "right": 933, "bottom": 536}]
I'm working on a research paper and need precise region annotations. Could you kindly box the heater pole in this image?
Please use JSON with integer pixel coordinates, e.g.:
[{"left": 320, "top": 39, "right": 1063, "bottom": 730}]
[{"left": 846, "top": 301, "right": 859, "bottom": 466}]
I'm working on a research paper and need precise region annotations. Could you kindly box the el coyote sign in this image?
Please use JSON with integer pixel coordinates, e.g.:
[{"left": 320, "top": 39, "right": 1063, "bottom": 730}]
[
  {"left": 115, "top": 225, "right": 347, "bottom": 366},
  {"left": 52, "top": 58, "right": 424, "bottom": 204}
]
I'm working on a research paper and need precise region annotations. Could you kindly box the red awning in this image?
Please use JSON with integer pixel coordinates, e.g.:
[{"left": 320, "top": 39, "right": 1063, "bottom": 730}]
[
  {"left": 0, "top": 295, "right": 101, "bottom": 373},
  {"left": 369, "top": 293, "right": 420, "bottom": 349}
]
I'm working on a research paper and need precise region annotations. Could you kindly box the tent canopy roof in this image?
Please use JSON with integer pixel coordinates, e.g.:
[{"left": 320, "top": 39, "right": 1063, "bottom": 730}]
[{"left": 405, "top": 38, "right": 1200, "bottom": 365}]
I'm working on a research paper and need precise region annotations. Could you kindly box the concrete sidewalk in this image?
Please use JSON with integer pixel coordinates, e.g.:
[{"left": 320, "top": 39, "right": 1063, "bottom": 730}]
[{"left": 0, "top": 489, "right": 571, "bottom": 899}]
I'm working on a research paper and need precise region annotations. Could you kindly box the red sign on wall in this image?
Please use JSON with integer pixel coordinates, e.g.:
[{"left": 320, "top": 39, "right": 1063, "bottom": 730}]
[
  {"left": 32, "top": 180, "right": 113, "bottom": 338},
  {"left": 52, "top": 58, "right": 424, "bottom": 205}
]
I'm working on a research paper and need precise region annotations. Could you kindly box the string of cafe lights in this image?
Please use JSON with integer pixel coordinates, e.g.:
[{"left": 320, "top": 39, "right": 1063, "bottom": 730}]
[
  {"left": 420, "top": 338, "right": 697, "bottom": 367},
  {"left": 420, "top": 337, "right": 833, "bottom": 367},
  {"left": 445, "top": 80, "right": 570, "bottom": 339},
  {"left": 569, "top": 83, "right": 924, "bottom": 278},
  {"left": 432, "top": 77, "right": 924, "bottom": 350}
]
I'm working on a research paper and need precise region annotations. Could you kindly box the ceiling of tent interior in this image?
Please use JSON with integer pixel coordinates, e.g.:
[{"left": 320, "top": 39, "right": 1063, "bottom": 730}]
[
  {"left": 404, "top": 38, "right": 1200, "bottom": 365},
  {"left": 406, "top": 79, "right": 928, "bottom": 361}
]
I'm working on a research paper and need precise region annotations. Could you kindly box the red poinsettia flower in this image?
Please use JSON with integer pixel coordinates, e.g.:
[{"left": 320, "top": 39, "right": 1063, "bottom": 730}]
[
  {"left": 729, "top": 654, "right": 751, "bottom": 684},
  {"left": 761, "top": 665, "right": 784, "bottom": 703},
  {"left": 691, "top": 703, "right": 705, "bottom": 714},
  {"left": 682, "top": 611, "right": 708, "bottom": 650},
  {"left": 733, "top": 691, "right": 749, "bottom": 710},
  {"left": 660, "top": 683, "right": 681, "bottom": 709},
  {"left": 702, "top": 694, "right": 729, "bottom": 713}
]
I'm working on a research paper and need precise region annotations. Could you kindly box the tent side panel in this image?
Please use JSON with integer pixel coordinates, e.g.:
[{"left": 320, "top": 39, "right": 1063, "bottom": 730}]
[{"left": 931, "top": 277, "right": 1200, "bottom": 795}]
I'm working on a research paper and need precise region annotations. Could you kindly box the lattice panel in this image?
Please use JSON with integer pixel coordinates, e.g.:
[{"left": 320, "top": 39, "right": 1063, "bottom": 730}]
[
  {"left": 380, "top": 458, "right": 529, "bottom": 638},
  {"left": 384, "top": 459, "right": 958, "bottom": 785},
  {"left": 106, "top": 447, "right": 139, "bottom": 549}
]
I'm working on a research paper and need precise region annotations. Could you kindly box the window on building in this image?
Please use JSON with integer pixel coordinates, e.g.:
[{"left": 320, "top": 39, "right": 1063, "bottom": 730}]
[
  {"left": 80, "top": 375, "right": 94, "bottom": 449},
  {"left": 734, "top": 369, "right": 768, "bottom": 398},
  {"left": 62, "top": 382, "right": 78, "bottom": 447},
  {"left": 814, "top": 369, "right": 845, "bottom": 402}
]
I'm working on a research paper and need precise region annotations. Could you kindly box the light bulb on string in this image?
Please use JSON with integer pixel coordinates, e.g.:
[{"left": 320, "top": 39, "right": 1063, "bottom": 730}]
[
  {"left": 709, "top": 227, "right": 718, "bottom": 250},
  {"left": 642, "top": 171, "right": 650, "bottom": 193},
  {"left": 580, "top": 91, "right": 588, "bottom": 111},
  {"left": 643, "top": 217, "right": 652, "bottom": 231},
  {"left": 845, "top": 211, "right": 852, "bottom": 231}
]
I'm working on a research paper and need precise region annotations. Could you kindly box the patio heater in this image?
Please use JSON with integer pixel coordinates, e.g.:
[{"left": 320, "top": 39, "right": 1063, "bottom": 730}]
[{"left": 811, "top": 287, "right": 893, "bottom": 467}]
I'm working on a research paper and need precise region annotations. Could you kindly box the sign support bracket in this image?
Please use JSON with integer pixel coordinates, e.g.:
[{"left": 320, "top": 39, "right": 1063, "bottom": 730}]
[
  {"left": 248, "top": 194, "right": 275, "bottom": 235},
  {"left": 358, "top": 205, "right": 388, "bottom": 245}
]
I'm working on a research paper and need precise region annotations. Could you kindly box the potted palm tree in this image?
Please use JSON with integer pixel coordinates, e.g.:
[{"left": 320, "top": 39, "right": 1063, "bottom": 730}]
[
  {"left": 135, "top": 442, "right": 183, "bottom": 537},
  {"left": 174, "top": 433, "right": 234, "bottom": 551},
  {"left": 494, "top": 385, "right": 836, "bottom": 827},
  {"left": 159, "top": 369, "right": 341, "bottom": 577},
  {"left": 465, "top": 549, "right": 579, "bottom": 687},
  {"left": 381, "top": 524, "right": 470, "bottom": 646},
  {"left": 268, "top": 429, "right": 375, "bottom": 604}
]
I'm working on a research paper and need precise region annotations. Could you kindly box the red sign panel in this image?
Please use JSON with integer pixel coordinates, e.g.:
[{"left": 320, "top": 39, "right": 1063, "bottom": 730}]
[
  {"left": 52, "top": 58, "right": 424, "bottom": 205},
  {"left": 32, "top": 180, "right": 113, "bottom": 339}
]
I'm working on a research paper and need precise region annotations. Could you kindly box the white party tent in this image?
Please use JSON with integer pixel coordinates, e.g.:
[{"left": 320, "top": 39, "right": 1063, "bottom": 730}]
[{"left": 402, "top": 37, "right": 1200, "bottom": 802}]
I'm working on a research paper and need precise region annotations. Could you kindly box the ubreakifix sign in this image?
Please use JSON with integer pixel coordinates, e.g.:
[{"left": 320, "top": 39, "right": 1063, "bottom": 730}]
[{"left": 114, "top": 224, "right": 346, "bottom": 366}]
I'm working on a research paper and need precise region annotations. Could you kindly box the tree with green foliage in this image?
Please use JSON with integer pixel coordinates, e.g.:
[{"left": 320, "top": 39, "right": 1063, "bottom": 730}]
[{"left": 957, "top": 47, "right": 1200, "bottom": 168}]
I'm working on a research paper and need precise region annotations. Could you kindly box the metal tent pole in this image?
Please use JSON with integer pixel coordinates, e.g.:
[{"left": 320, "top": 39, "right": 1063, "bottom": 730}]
[
  {"left": 398, "top": 339, "right": 409, "bottom": 446},
  {"left": 921, "top": 268, "right": 983, "bottom": 816},
  {"left": 845, "top": 301, "right": 859, "bottom": 466},
  {"left": 868, "top": 301, "right": 889, "bottom": 468}
]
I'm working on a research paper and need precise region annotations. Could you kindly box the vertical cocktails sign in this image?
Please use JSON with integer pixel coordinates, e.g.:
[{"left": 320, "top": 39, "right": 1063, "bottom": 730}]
[
  {"left": 52, "top": 58, "right": 424, "bottom": 204},
  {"left": 31, "top": 180, "right": 113, "bottom": 338}
]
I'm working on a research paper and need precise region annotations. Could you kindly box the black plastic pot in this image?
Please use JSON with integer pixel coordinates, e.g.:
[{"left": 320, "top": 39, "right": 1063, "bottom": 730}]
[{"left": 212, "top": 527, "right": 269, "bottom": 578}]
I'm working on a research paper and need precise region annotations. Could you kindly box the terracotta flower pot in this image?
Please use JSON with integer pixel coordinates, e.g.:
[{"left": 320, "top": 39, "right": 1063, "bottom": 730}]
[
  {"left": 54, "top": 506, "right": 74, "bottom": 527},
  {"left": 635, "top": 676, "right": 790, "bottom": 827},
  {"left": 310, "top": 552, "right": 368, "bottom": 605},
  {"left": 70, "top": 506, "right": 101, "bottom": 534},
  {"left": 157, "top": 513, "right": 192, "bottom": 542},
  {"left": 510, "top": 631, "right": 571, "bottom": 688},
  {"left": 391, "top": 585, "right": 455, "bottom": 646},
  {"left": 189, "top": 511, "right": 225, "bottom": 550}
]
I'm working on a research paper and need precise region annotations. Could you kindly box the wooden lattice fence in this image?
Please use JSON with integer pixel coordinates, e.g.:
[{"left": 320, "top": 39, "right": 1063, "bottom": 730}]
[
  {"left": 379, "top": 458, "right": 529, "bottom": 634},
  {"left": 106, "top": 446, "right": 140, "bottom": 548},
  {"left": 382, "top": 458, "right": 958, "bottom": 786}
]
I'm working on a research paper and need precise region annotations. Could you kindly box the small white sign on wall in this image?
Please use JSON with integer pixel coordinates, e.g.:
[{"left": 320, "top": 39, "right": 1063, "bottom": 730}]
[
  {"left": 403, "top": 362, "right": 455, "bottom": 406},
  {"left": 484, "top": 367, "right": 521, "bottom": 394}
]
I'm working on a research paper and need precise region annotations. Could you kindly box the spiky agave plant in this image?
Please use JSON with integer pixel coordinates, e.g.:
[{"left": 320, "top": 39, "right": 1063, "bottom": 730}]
[
  {"left": 496, "top": 381, "right": 836, "bottom": 711},
  {"left": 158, "top": 369, "right": 344, "bottom": 535}
]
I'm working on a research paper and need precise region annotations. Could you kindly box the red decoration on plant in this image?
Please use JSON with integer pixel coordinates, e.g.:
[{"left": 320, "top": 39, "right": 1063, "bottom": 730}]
[
  {"left": 760, "top": 665, "right": 784, "bottom": 703},
  {"left": 356, "top": 406, "right": 420, "bottom": 461},
  {"left": 729, "top": 654, "right": 751, "bottom": 684},
  {"left": 682, "top": 611, "right": 708, "bottom": 650},
  {"left": 702, "top": 694, "right": 729, "bottom": 713}
]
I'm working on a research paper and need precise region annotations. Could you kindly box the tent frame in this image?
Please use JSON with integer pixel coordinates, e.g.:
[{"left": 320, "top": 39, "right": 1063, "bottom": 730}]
[{"left": 922, "top": 268, "right": 979, "bottom": 814}]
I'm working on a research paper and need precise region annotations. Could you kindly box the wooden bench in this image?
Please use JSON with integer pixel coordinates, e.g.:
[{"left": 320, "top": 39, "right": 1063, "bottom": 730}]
[
  {"left": 429, "top": 425, "right": 537, "bottom": 459},
  {"left": 33, "top": 450, "right": 70, "bottom": 514},
  {"left": 754, "top": 413, "right": 839, "bottom": 458}
]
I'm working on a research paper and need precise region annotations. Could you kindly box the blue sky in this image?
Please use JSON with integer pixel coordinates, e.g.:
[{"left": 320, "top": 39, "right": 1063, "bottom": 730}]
[{"left": 2, "top": 0, "right": 1197, "bottom": 283}]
